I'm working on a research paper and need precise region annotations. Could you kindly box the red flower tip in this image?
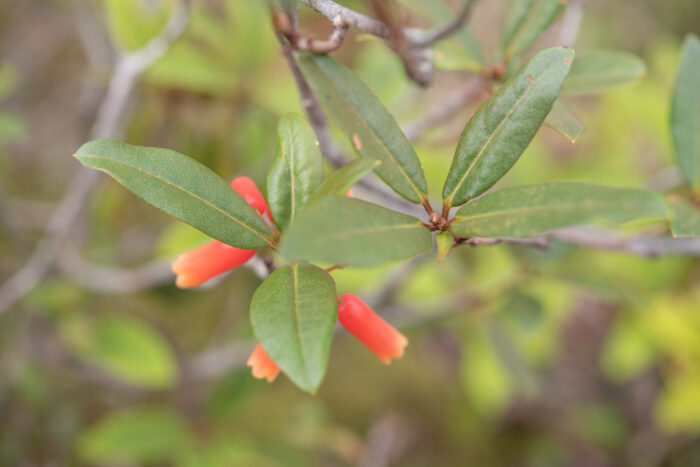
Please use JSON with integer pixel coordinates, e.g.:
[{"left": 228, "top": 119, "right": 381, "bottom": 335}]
[
  {"left": 338, "top": 293, "right": 408, "bottom": 365},
  {"left": 345, "top": 188, "right": 353, "bottom": 198},
  {"left": 247, "top": 343, "right": 280, "bottom": 382},
  {"left": 171, "top": 241, "right": 255, "bottom": 288},
  {"left": 230, "top": 176, "right": 270, "bottom": 217}
]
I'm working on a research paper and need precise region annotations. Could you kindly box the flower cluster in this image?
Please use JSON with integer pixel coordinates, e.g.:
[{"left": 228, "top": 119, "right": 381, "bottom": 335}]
[{"left": 172, "top": 177, "right": 407, "bottom": 384}]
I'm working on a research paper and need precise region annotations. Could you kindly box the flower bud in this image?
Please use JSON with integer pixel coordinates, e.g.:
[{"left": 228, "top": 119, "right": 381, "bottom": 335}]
[
  {"left": 230, "top": 176, "right": 270, "bottom": 218},
  {"left": 172, "top": 243, "right": 255, "bottom": 288},
  {"left": 247, "top": 343, "right": 280, "bottom": 382},
  {"left": 338, "top": 293, "right": 408, "bottom": 364}
]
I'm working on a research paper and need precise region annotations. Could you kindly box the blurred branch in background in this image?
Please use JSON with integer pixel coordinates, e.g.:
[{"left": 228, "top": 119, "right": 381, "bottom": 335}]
[{"left": 0, "top": 0, "right": 191, "bottom": 315}]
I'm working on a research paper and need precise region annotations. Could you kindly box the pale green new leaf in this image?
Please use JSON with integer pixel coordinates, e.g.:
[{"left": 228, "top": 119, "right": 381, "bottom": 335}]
[
  {"left": 250, "top": 264, "right": 337, "bottom": 393},
  {"left": 73, "top": 315, "right": 177, "bottom": 389},
  {"left": 267, "top": 114, "right": 322, "bottom": 230},
  {"left": 671, "top": 34, "right": 700, "bottom": 189},
  {"left": 670, "top": 200, "right": 700, "bottom": 237},
  {"left": 78, "top": 408, "right": 188, "bottom": 465},
  {"left": 295, "top": 52, "right": 428, "bottom": 204},
  {"left": 544, "top": 100, "right": 585, "bottom": 143},
  {"left": 436, "top": 231, "right": 453, "bottom": 263},
  {"left": 75, "top": 139, "right": 273, "bottom": 249},
  {"left": 443, "top": 47, "right": 574, "bottom": 208},
  {"left": 502, "top": 0, "right": 566, "bottom": 60},
  {"left": 280, "top": 196, "right": 432, "bottom": 266},
  {"left": 562, "top": 50, "right": 646, "bottom": 95},
  {"left": 451, "top": 182, "right": 668, "bottom": 237},
  {"left": 308, "top": 159, "right": 380, "bottom": 203}
]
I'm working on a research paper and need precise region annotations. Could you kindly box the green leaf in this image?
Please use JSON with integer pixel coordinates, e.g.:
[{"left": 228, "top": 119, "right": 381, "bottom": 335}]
[
  {"left": 544, "top": 100, "right": 585, "bottom": 143},
  {"left": 671, "top": 34, "right": 700, "bottom": 189},
  {"left": 442, "top": 47, "right": 574, "bottom": 208},
  {"left": 295, "top": 52, "right": 428, "bottom": 204},
  {"left": 75, "top": 139, "right": 273, "bottom": 249},
  {"left": 562, "top": 50, "right": 646, "bottom": 95},
  {"left": 78, "top": 408, "right": 188, "bottom": 465},
  {"left": 502, "top": 0, "right": 566, "bottom": 60},
  {"left": 70, "top": 314, "right": 177, "bottom": 389},
  {"left": 280, "top": 195, "right": 432, "bottom": 266},
  {"left": 103, "top": 0, "right": 171, "bottom": 51},
  {"left": 670, "top": 200, "right": 700, "bottom": 237},
  {"left": 250, "top": 263, "right": 337, "bottom": 393},
  {"left": 267, "top": 114, "right": 323, "bottom": 230},
  {"left": 436, "top": 231, "right": 453, "bottom": 263},
  {"left": 308, "top": 159, "right": 380, "bottom": 203},
  {"left": 451, "top": 182, "right": 668, "bottom": 237}
]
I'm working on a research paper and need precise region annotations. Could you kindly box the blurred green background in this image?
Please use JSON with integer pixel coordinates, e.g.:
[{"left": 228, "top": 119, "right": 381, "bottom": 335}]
[{"left": 1, "top": 0, "right": 699, "bottom": 465}]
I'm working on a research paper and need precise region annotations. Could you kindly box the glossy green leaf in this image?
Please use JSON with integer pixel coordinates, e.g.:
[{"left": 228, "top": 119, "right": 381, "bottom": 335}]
[
  {"left": 562, "top": 50, "right": 646, "bottom": 95},
  {"left": 670, "top": 200, "right": 700, "bottom": 237},
  {"left": 280, "top": 195, "right": 432, "bottom": 266},
  {"left": 671, "top": 35, "right": 700, "bottom": 189},
  {"left": 267, "top": 114, "right": 323, "bottom": 230},
  {"left": 443, "top": 48, "right": 574, "bottom": 208},
  {"left": 72, "top": 315, "right": 177, "bottom": 389},
  {"left": 544, "top": 100, "right": 585, "bottom": 142},
  {"left": 75, "top": 139, "right": 273, "bottom": 249},
  {"left": 502, "top": 0, "right": 566, "bottom": 60},
  {"left": 250, "top": 264, "right": 337, "bottom": 393},
  {"left": 436, "top": 231, "right": 453, "bottom": 263},
  {"left": 78, "top": 408, "right": 188, "bottom": 465},
  {"left": 308, "top": 159, "right": 380, "bottom": 203},
  {"left": 451, "top": 182, "right": 668, "bottom": 237},
  {"left": 295, "top": 52, "right": 428, "bottom": 204}
]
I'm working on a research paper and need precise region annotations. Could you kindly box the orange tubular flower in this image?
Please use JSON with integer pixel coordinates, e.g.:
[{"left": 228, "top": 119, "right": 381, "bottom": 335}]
[
  {"left": 247, "top": 343, "right": 280, "bottom": 382},
  {"left": 338, "top": 293, "right": 408, "bottom": 365},
  {"left": 172, "top": 243, "right": 255, "bottom": 288},
  {"left": 230, "top": 176, "right": 271, "bottom": 219},
  {"left": 171, "top": 176, "right": 268, "bottom": 289}
]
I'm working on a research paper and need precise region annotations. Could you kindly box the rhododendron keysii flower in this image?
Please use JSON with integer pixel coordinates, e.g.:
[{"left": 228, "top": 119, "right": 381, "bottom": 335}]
[
  {"left": 246, "top": 343, "right": 281, "bottom": 382},
  {"left": 338, "top": 293, "right": 408, "bottom": 364},
  {"left": 171, "top": 176, "right": 268, "bottom": 288}
]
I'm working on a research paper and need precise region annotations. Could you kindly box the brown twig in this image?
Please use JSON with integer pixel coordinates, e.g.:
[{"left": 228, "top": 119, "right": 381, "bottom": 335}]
[{"left": 0, "top": 0, "right": 191, "bottom": 315}]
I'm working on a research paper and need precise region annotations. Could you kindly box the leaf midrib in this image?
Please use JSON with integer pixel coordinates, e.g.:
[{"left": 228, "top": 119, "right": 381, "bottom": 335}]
[
  {"left": 290, "top": 264, "right": 310, "bottom": 387},
  {"left": 445, "top": 63, "right": 549, "bottom": 205},
  {"left": 78, "top": 153, "right": 273, "bottom": 246},
  {"left": 455, "top": 198, "right": 652, "bottom": 223},
  {"left": 311, "top": 61, "right": 425, "bottom": 201}
]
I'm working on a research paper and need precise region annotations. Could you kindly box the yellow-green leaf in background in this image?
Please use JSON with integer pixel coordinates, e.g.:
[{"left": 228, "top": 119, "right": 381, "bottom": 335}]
[
  {"left": 562, "top": 50, "right": 646, "bottom": 95},
  {"left": 670, "top": 200, "right": 700, "bottom": 237},
  {"left": 670, "top": 34, "right": 700, "bottom": 189},
  {"left": 78, "top": 407, "right": 188, "bottom": 464},
  {"left": 68, "top": 314, "right": 177, "bottom": 389},
  {"left": 544, "top": 100, "right": 585, "bottom": 143},
  {"left": 502, "top": 0, "right": 566, "bottom": 60}
]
